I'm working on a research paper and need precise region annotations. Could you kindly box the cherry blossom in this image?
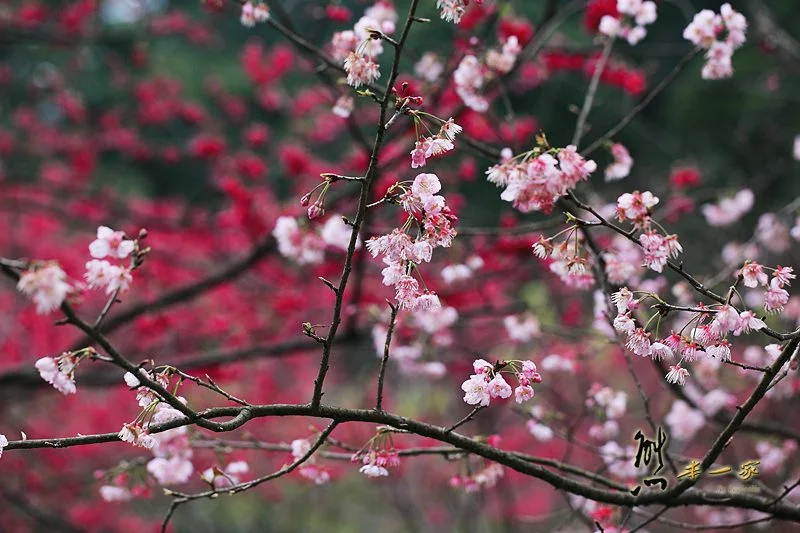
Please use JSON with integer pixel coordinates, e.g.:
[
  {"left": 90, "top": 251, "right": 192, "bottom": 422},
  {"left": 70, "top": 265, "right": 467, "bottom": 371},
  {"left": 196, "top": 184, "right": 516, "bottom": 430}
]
[
  {"left": 599, "top": 0, "right": 658, "bottom": 46},
  {"left": 604, "top": 143, "right": 633, "bottom": 181},
  {"left": 344, "top": 52, "right": 381, "bottom": 88},
  {"left": 665, "top": 364, "right": 689, "bottom": 386},
  {"left": 16, "top": 263, "right": 71, "bottom": 315},
  {"left": 89, "top": 226, "right": 135, "bottom": 260},
  {"left": 504, "top": 314, "right": 541, "bottom": 342},
  {"left": 665, "top": 400, "right": 705, "bottom": 440},
  {"left": 436, "top": 0, "right": 469, "bottom": 24},
  {"left": 332, "top": 95, "right": 354, "bottom": 118},
  {"left": 118, "top": 423, "right": 157, "bottom": 450},
  {"left": 99, "top": 486, "right": 133, "bottom": 502},
  {"left": 240, "top": 1, "right": 269, "bottom": 27},
  {"left": 488, "top": 146, "right": 597, "bottom": 214},
  {"left": 684, "top": 4, "right": 747, "bottom": 80},
  {"left": 701, "top": 189, "right": 754, "bottom": 226},
  {"left": 415, "top": 52, "right": 444, "bottom": 82},
  {"left": 34, "top": 351, "right": 89, "bottom": 395}
]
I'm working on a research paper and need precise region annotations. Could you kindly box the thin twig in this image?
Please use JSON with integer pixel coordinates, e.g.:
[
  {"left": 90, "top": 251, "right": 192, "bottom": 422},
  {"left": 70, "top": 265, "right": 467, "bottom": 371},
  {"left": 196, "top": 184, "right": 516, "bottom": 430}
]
[
  {"left": 572, "top": 38, "right": 615, "bottom": 147},
  {"left": 375, "top": 302, "right": 399, "bottom": 411},
  {"left": 445, "top": 406, "right": 484, "bottom": 434}
]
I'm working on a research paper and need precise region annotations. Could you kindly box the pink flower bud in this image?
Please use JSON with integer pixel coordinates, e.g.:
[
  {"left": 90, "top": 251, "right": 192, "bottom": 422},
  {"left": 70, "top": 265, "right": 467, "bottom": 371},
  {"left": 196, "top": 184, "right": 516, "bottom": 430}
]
[{"left": 308, "top": 202, "right": 325, "bottom": 220}]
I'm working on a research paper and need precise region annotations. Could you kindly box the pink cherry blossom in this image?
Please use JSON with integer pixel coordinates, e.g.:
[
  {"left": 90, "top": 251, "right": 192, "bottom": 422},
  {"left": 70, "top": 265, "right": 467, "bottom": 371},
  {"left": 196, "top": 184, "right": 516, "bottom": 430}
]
[
  {"left": 17, "top": 263, "right": 71, "bottom": 315},
  {"left": 514, "top": 385, "right": 535, "bottom": 403},
  {"left": 89, "top": 226, "right": 135, "bottom": 260},
  {"left": 665, "top": 364, "right": 689, "bottom": 386},
  {"left": 487, "top": 374, "right": 513, "bottom": 399},
  {"left": 344, "top": 52, "right": 380, "bottom": 88},
  {"left": 461, "top": 374, "right": 491, "bottom": 406}
]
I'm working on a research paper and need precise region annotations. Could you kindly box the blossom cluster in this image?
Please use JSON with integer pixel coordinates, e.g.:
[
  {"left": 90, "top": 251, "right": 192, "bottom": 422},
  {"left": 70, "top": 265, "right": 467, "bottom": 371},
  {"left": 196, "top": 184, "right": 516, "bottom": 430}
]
[
  {"left": 239, "top": 1, "right": 269, "bottom": 28},
  {"left": 504, "top": 313, "right": 541, "bottom": 343},
  {"left": 737, "top": 262, "right": 794, "bottom": 314},
  {"left": 17, "top": 226, "right": 140, "bottom": 315},
  {"left": 436, "top": 0, "right": 471, "bottom": 25},
  {"left": 17, "top": 262, "right": 71, "bottom": 315},
  {"left": 290, "top": 438, "right": 331, "bottom": 485},
  {"left": 333, "top": 1, "right": 397, "bottom": 88},
  {"left": 85, "top": 226, "right": 136, "bottom": 295},
  {"left": 366, "top": 173, "right": 456, "bottom": 310},
  {"left": 485, "top": 36, "right": 522, "bottom": 75},
  {"left": 487, "top": 145, "right": 597, "bottom": 214},
  {"left": 701, "top": 188, "right": 754, "bottom": 227},
  {"left": 453, "top": 55, "right": 489, "bottom": 112},
  {"left": 461, "top": 358, "right": 542, "bottom": 407},
  {"left": 604, "top": 142, "right": 633, "bottom": 181},
  {"left": 616, "top": 191, "right": 682, "bottom": 272},
  {"left": 351, "top": 429, "right": 401, "bottom": 479},
  {"left": 353, "top": 448, "right": 401, "bottom": 478},
  {"left": 598, "top": 0, "right": 658, "bottom": 46},
  {"left": 371, "top": 304, "right": 457, "bottom": 378},
  {"left": 450, "top": 463, "right": 504, "bottom": 492},
  {"left": 201, "top": 461, "right": 250, "bottom": 488},
  {"left": 585, "top": 384, "right": 628, "bottom": 420},
  {"left": 452, "top": 35, "right": 521, "bottom": 112},
  {"left": 683, "top": 3, "right": 747, "bottom": 80},
  {"left": 34, "top": 347, "right": 98, "bottom": 395},
  {"left": 610, "top": 286, "right": 781, "bottom": 387},
  {"left": 117, "top": 368, "right": 175, "bottom": 449},
  {"left": 440, "top": 255, "right": 484, "bottom": 284},
  {"left": 410, "top": 117, "right": 461, "bottom": 169},
  {"left": 273, "top": 214, "right": 359, "bottom": 265},
  {"left": 146, "top": 404, "right": 194, "bottom": 486}
]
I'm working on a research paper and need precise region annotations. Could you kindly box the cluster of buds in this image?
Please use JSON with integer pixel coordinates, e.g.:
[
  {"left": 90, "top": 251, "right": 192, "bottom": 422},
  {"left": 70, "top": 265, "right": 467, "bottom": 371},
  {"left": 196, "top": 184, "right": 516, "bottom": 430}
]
[
  {"left": 352, "top": 429, "right": 401, "bottom": 478},
  {"left": 331, "top": 2, "right": 397, "bottom": 88},
  {"left": 461, "top": 358, "right": 542, "bottom": 407},
  {"left": 409, "top": 116, "right": 461, "bottom": 168},
  {"left": 239, "top": 1, "right": 269, "bottom": 27},
  {"left": 366, "top": 173, "right": 456, "bottom": 311},
  {"left": 598, "top": 0, "right": 658, "bottom": 46},
  {"left": 35, "top": 347, "right": 97, "bottom": 395},
  {"left": 683, "top": 3, "right": 747, "bottom": 80},
  {"left": 486, "top": 143, "right": 597, "bottom": 214}
]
